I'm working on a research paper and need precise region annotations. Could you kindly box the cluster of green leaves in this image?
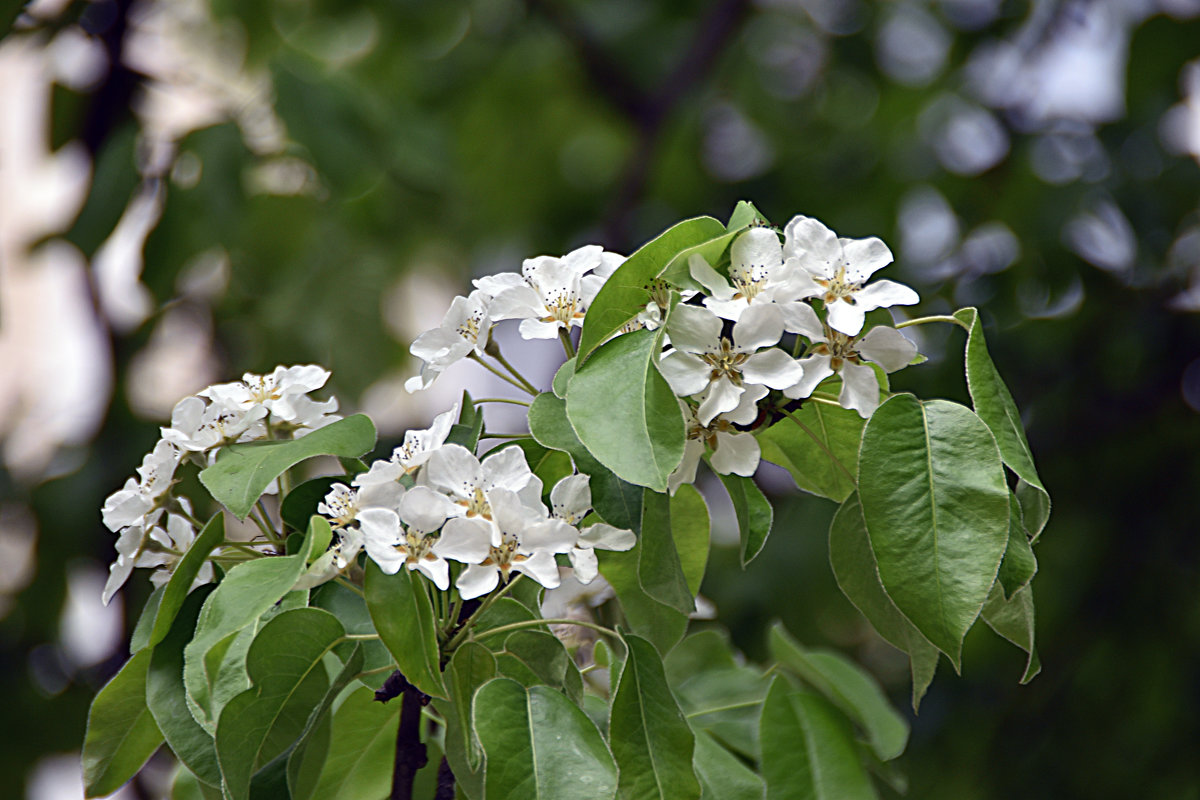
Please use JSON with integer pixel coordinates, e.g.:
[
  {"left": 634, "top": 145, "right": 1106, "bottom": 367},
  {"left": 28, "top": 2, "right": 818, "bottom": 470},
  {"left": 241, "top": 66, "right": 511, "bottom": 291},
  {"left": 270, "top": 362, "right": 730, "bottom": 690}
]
[{"left": 82, "top": 203, "right": 1049, "bottom": 799}]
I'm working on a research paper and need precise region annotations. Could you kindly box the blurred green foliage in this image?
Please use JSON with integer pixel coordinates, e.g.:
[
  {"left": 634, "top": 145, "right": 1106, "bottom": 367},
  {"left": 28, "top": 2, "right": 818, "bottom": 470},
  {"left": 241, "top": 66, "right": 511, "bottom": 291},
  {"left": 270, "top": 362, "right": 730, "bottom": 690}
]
[{"left": 4, "top": 0, "right": 1200, "bottom": 797}]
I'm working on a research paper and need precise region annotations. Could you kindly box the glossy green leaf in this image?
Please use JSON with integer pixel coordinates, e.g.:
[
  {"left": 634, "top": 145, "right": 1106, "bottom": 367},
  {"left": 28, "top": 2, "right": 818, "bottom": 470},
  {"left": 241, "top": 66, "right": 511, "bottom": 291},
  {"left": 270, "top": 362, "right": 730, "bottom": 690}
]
[
  {"left": 364, "top": 560, "right": 447, "bottom": 699},
  {"left": 138, "top": 514, "right": 226, "bottom": 650},
  {"left": 768, "top": 622, "right": 909, "bottom": 762},
  {"left": 446, "top": 392, "right": 484, "bottom": 451},
  {"left": 528, "top": 391, "right": 642, "bottom": 530},
  {"left": 311, "top": 581, "right": 393, "bottom": 684},
  {"left": 693, "top": 730, "right": 765, "bottom": 800},
  {"left": 981, "top": 582, "right": 1041, "bottom": 684},
  {"left": 997, "top": 493, "right": 1038, "bottom": 599},
  {"left": 285, "top": 644, "right": 365, "bottom": 800},
  {"left": 671, "top": 484, "right": 711, "bottom": 596},
  {"left": 726, "top": 199, "right": 771, "bottom": 231},
  {"left": 1016, "top": 477, "right": 1051, "bottom": 543},
  {"left": 129, "top": 584, "right": 165, "bottom": 654},
  {"left": 827, "top": 494, "right": 939, "bottom": 710},
  {"left": 148, "top": 585, "right": 221, "bottom": 788},
  {"left": 183, "top": 523, "right": 320, "bottom": 729},
  {"left": 578, "top": 215, "right": 727, "bottom": 363},
  {"left": 199, "top": 414, "right": 376, "bottom": 518},
  {"left": 610, "top": 633, "right": 701, "bottom": 800},
  {"left": 496, "top": 629, "right": 583, "bottom": 703},
  {"left": 83, "top": 649, "right": 164, "bottom": 797},
  {"left": 718, "top": 473, "right": 773, "bottom": 567},
  {"left": 759, "top": 677, "right": 876, "bottom": 800},
  {"left": 473, "top": 678, "right": 618, "bottom": 800},
  {"left": 858, "top": 395, "right": 1009, "bottom": 669},
  {"left": 215, "top": 607, "right": 343, "bottom": 800},
  {"left": 310, "top": 687, "right": 401, "bottom": 800},
  {"left": 639, "top": 489, "right": 695, "bottom": 614},
  {"left": 757, "top": 402, "right": 863, "bottom": 502},
  {"left": 567, "top": 328, "right": 685, "bottom": 491},
  {"left": 553, "top": 357, "right": 576, "bottom": 398},
  {"left": 446, "top": 642, "right": 497, "bottom": 770}
]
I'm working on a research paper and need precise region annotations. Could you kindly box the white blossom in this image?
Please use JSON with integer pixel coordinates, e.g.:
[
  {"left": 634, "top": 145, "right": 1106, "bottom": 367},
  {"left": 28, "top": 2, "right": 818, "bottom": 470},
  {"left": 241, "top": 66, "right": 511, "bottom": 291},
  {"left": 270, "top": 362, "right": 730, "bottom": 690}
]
[
  {"left": 784, "top": 303, "right": 919, "bottom": 418},
  {"left": 202, "top": 364, "right": 334, "bottom": 424},
  {"left": 102, "top": 505, "right": 200, "bottom": 605},
  {"left": 353, "top": 404, "right": 459, "bottom": 506},
  {"left": 405, "top": 291, "right": 493, "bottom": 392},
  {"left": 547, "top": 474, "right": 635, "bottom": 584},
  {"left": 689, "top": 227, "right": 817, "bottom": 324},
  {"left": 783, "top": 215, "right": 919, "bottom": 336},
  {"left": 160, "top": 395, "right": 267, "bottom": 454},
  {"left": 101, "top": 438, "right": 181, "bottom": 533},
  {"left": 358, "top": 507, "right": 487, "bottom": 590},
  {"left": 667, "top": 390, "right": 764, "bottom": 494},
  {"left": 658, "top": 303, "right": 803, "bottom": 426}
]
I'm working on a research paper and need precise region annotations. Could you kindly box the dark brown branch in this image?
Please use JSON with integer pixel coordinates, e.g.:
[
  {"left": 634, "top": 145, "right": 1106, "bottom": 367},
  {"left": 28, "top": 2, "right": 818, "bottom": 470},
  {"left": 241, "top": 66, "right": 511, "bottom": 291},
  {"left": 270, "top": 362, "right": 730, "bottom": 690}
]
[{"left": 389, "top": 677, "right": 429, "bottom": 800}]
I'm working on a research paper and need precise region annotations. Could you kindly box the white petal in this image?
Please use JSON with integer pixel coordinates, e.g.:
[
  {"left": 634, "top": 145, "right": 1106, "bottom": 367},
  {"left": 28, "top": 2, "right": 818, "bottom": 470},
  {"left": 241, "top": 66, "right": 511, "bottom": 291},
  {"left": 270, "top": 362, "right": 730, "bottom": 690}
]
[
  {"left": 784, "top": 354, "right": 835, "bottom": 399},
  {"left": 473, "top": 271, "right": 525, "bottom": 298},
  {"left": 414, "top": 556, "right": 450, "bottom": 591},
  {"left": 666, "top": 304, "right": 723, "bottom": 354},
  {"left": 782, "top": 215, "right": 842, "bottom": 276},
  {"left": 726, "top": 384, "right": 768, "bottom": 426},
  {"left": 742, "top": 349, "right": 804, "bottom": 390},
  {"left": 481, "top": 446, "right": 533, "bottom": 493},
  {"left": 456, "top": 564, "right": 499, "bottom": 599},
  {"left": 577, "top": 523, "right": 636, "bottom": 551},
  {"left": 521, "top": 519, "right": 578, "bottom": 554},
  {"left": 569, "top": 547, "right": 600, "bottom": 584},
  {"left": 697, "top": 377, "right": 743, "bottom": 426},
  {"left": 853, "top": 279, "right": 920, "bottom": 312},
  {"left": 710, "top": 431, "right": 761, "bottom": 476},
  {"left": 839, "top": 362, "right": 881, "bottom": 418},
  {"left": 550, "top": 473, "right": 592, "bottom": 523},
  {"left": 731, "top": 303, "right": 783, "bottom": 352},
  {"left": 488, "top": 487, "right": 543, "bottom": 537},
  {"left": 658, "top": 351, "right": 713, "bottom": 398},
  {"left": 364, "top": 541, "right": 405, "bottom": 575},
  {"left": 437, "top": 518, "right": 494, "bottom": 563},
  {"left": 517, "top": 551, "right": 561, "bottom": 589},
  {"left": 858, "top": 326, "right": 918, "bottom": 372},
  {"left": 518, "top": 318, "right": 566, "bottom": 340},
  {"left": 399, "top": 486, "right": 457, "bottom": 532},
  {"left": 776, "top": 300, "right": 826, "bottom": 340},
  {"left": 423, "top": 444, "right": 482, "bottom": 497},
  {"left": 487, "top": 285, "right": 542, "bottom": 321},
  {"left": 359, "top": 508, "right": 402, "bottom": 546},
  {"left": 689, "top": 254, "right": 734, "bottom": 300},
  {"left": 825, "top": 298, "right": 867, "bottom": 337},
  {"left": 668, "top": 439, "right": 704, "bottom": 495},
  {"left": 839, "top": 236, "right": 893, "bottom": 282},
  {"left": 702, "top": 295, "right": 748, "bottom": 322},
  {"left": 731, "top": 227, "right": 783, "bottom": 277}
]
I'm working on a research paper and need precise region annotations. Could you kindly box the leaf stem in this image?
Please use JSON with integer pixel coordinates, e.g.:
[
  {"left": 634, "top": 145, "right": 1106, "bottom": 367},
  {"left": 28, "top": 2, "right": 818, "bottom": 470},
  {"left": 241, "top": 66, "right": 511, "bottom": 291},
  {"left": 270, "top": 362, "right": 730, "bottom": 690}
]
[
  {"left": 472, "top": 618, "right": 618, "bottom": 641},
  {"left": 487, "top": 347, "right": 540, "bottom": 395},
  {"left": 896, "top": 314, "right": 969, "bottom": 331},
  {"left": 473, "top": 397, "right": 532, "bottom": 407},
  {"left": 780, "top": 408, "right": 857, "bottom": 485},
  {"left": 335, "top": 576, "right": 364, "bottom": 597},
  {"left": 468, "top": 353, "right": 537, "bottom": 396}
]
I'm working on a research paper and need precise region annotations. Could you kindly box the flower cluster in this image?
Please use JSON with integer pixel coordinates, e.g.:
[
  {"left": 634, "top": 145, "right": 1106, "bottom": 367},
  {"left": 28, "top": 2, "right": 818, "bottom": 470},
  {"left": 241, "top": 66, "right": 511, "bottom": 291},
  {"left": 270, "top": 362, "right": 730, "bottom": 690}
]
[
  {"left": 99, "top": 366, "right": 341, "bottom": 604},
  {"left": 311, "top": 407, "right": 635, "bottom": 598},
  {"left": 406, "top": 215, "right": 921, "bottom": 491}
]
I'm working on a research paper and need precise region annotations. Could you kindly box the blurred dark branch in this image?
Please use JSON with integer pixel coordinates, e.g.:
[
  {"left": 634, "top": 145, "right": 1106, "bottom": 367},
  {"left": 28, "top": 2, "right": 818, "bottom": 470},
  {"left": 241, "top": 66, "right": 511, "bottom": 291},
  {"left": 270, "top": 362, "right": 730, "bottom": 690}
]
[
  {"left": 526, "top": 0, "right": 752, "bottom": 247},
  {"left": 81, "top": 0, "right": 140, "bottom": 158}
]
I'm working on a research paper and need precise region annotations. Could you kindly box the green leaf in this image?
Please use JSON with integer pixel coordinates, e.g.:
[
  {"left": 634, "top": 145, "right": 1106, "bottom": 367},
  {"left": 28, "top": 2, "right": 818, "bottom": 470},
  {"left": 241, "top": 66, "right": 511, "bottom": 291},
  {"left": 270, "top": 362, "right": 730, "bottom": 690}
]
[
  {"left": 496, "top": 629, "right": 583, "bottom": 703},
  {"left": 670, "top": 484, "right": 710, "bottom": 597},
  {"left": 310, "top": 687, "right": 401, "bottom": 800},
  {"left": 183, "top": 523, "right": 320, "bottom": 729},
  {"left": 83, "top": 649, "right": 164, "bottom": 797},
  {"left": 1016, "top": 477, "right": 1051, "bottom": 543},
  {"left": 553, "top": 357, "right": 576, "bottom": 398},
  {"left": 827, "top": 494, "right": 939, "bottom": 710},
  {"left": 768, "top": 623, "right": 909, "bottom": 762},
  {"left": 639, "top": 489, "right": 695, "bottom": 614},
  {"left": 981, "top": 582, "right": 1041, "bottom": 684},
  {"left": 171, "top": 765, "right": 224, "bottom": 800},
  {"left": 997, "top": 493, "right": 1038, "bottom": 599},
  {"left": 285, "top": 644, "right": 365, "bottom": 800},
  {"left": 445, "top": 642, "right": 497, "bottom": 770},
  {"left": 310, "top": 580, "right": 394, "bottom": 684},
  {"left": 473, "top": 678, "right": 618, "bottom": 800},
  {"left": 446, "top": 392, "right": 484, "bottom": 451},
  {"left": 567, "top": 328, "right": 685, "bottom": 492},
  {"left": 215, "top": 607, "right": 343, "bottom": 800},
  {"left": 129, "top": 584, "right": 165, "bottom": 654},
  {"left": 528, "top": 391, "right": 642, "bottom": 530},
  {"left": 364, "top": 560, "right": 447, "bottom": 699},
  {"left": 759, "top": 677, "right": 877, "bottom": 800},
  {"left": 693, "top": 730, "right": 765, "bottom": 800},
  {"left": 726, "top": 199, "right": 771, "bottom": 231},
  {"left": 610, "top": 633, "right": 701, "bottom": 800},
  {"left": 757, "top": 402, "right": 863, "bottom": 502},
  {"left": 148, "top": 585, "right": 221, "bottom": 788},
  {"left": 954, "top": 308, "right": 1050, "bottom": 535},
  {"left": 857, "top": 395, "right": 1009, "bottom": 670},
  {"left": 718, "top": 473, "right": 773, "bottom": 567},
  {"left": 140, "top": 513, "right": 225, "bottom": 650},
  {"left": 199, "top": 415, "right": 375, "bottom": 519},
  {"left": 578, "top": 216, "right": 728, "bottom": 363}
]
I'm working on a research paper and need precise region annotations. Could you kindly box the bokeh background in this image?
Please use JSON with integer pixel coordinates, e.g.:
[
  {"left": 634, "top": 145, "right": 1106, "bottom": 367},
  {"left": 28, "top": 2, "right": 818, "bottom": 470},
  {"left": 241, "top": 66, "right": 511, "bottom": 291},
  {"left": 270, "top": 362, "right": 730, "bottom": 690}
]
[{"left": 2, "top": 0, "right": 1199, "bottom": 797}]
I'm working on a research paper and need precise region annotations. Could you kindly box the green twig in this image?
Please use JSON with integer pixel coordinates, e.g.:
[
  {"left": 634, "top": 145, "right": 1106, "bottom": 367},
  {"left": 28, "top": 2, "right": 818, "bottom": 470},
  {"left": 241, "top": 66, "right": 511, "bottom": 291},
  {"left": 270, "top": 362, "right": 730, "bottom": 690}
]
[
  {"left": 558, "top": 328, "right": 577, "bottom": 359},
  {"left": 473, "top": 397, "right": 533, "bottom": 407},
  {"left": 472, "top": 617, "right": 618, "bottom": 641},
  {"left": 468, "top": 353, "right": 537, "bottom": 395},
  {"left": 444, "top": 575, "right": 525, "bottom": 652}
]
